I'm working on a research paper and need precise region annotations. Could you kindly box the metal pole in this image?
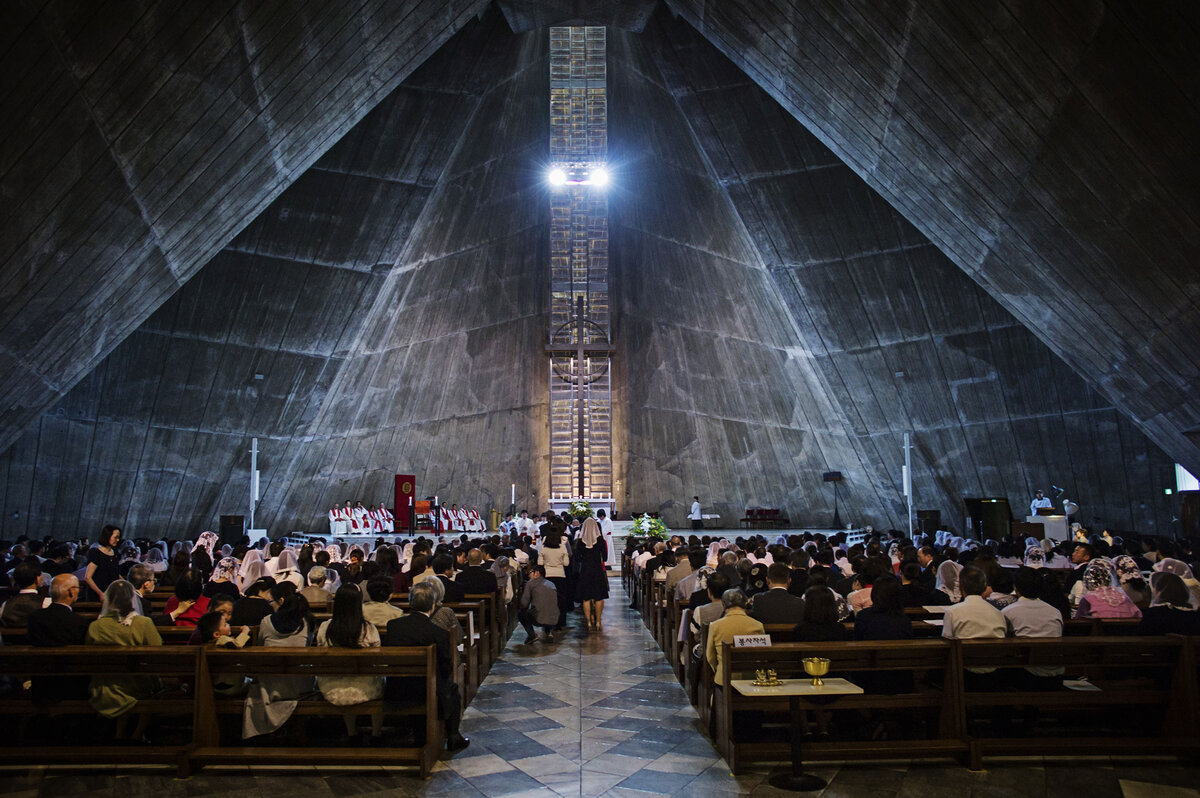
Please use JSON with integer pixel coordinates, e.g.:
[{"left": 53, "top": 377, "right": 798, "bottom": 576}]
[
  {"left": 249, "top": 437, "right": 258, "bottom": 531},
  {"left": 903, "top": 433, "right": 913, "bottom": 540}
]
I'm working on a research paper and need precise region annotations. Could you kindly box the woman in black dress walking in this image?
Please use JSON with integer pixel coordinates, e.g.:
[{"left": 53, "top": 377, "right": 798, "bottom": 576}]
[{"left": 575, "top": 518, "right": 609, "bottom": 630}]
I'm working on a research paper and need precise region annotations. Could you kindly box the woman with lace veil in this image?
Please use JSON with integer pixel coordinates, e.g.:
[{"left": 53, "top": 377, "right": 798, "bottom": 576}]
[
  {"left": 206, "top": 557, "right": 242, "bottom": 600},
  {"left": 142, "top": 547, "right": 168, "bottom": 574},
  {"left": 272, "top": 549, "right": 304, "bottom": 590},
  {"left": 1074, "top": 559, "right": 1142, "bottom": 619},
  {"left": 238, "top": 550, "right": 265, "bottom": 595},
  {"left": 1113, "top": 555, "right": 1152, "bottom": 609},
  {"left": 323, "top": 543, "right": 345, "bottom": 593},
  {"left": 705, "top": 541, "right": 722, "bottom": 569},
  {"left": 936, "top": 560, "right": 963, "bottom": 603}
]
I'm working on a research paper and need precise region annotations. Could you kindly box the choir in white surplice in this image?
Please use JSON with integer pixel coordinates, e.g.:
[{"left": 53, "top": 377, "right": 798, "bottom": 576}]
[
  {"left": 327, "top": 501, "right": 396, "bottom": 536},
  {"left": 434, "top": 504, "right": 487, "bottom": 533}
]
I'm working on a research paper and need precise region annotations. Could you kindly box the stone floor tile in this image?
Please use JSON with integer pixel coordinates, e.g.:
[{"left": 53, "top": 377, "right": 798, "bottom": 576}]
[
  {"left": 581, "top": 753, "right": 649, "bottom": 778},
  {"left": 643, "top": 752, "right": 719, "bottom": 776},
  {"left": 613, "top": 769, "right": 695, "bottom": 795},
  {"left": 511, "top": 754, "right": 579, "bottom": 779},
  {"left": 581, "top": 771, "right": 626, "bottom": 797},
  {"left": 447, "top": 754, "right": 517, "bottom": 779},
  {"left": 465, "top": 770, "right": 546, "bottom": 797}
]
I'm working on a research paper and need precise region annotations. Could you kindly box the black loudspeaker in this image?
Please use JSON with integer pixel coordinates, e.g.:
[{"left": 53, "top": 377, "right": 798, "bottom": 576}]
[
  {"left": 916, "top": 510, "right": 940, "bottom": 536},
  {"left": 962, "top": 498, "right": 1011, "bottom": 541},
  {"left": 822, "top": 471, "right": 843, "bottom": 482},
  {"left": 219, "top": 515, "right": 245, "bottom": 547}
]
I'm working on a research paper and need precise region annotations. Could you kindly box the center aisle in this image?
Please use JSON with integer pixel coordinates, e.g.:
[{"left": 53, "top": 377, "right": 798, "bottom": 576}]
[{"left": 420, "top": 575, "right": 759, "bottom": 797}]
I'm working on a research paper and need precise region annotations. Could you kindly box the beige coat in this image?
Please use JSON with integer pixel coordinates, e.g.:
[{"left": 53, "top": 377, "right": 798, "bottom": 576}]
[{"left": 704, "top": 607, "right": 764, "bottom": 686}]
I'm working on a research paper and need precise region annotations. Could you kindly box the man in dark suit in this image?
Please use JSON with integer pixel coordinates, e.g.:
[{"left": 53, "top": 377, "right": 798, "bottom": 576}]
[
  {"left": 750, "top": 564, "right": 807, "bottom": 625},
  {"left": 26, "top": 574, "right": 92, "bottom": 703},
  {"left": 384, "top": 581, "right": 469, "bottom": 751},
  {"left": 786, "top": 550, "right": 810, "bottom": 598},
  {"left": 455, "top": 549, "right": 498, "bottom": 596},
  {"left": 898, "top": 562, "right": 950, "bottom": 608},
  {"left": 432, "top": 554, "right": 465, "bottom": 603},
  {"left": 0, "top": 560, "right": 47, "bottom": 627},
  {"left": 917, "top": 547, "right": 938, "bottom": 589}
]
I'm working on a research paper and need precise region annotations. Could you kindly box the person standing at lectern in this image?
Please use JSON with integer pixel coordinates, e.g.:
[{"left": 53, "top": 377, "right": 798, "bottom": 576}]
[
  {"left": 1030, "top": 491, "right": 1052, "bottom": 516},
  {"left": 689, "top": 497, "right": 703, "bottom": 531}
]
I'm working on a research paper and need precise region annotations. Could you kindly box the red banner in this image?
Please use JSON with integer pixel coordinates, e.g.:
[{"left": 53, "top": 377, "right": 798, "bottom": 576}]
[{"left": 395, "top": 474, "right": 415, "bottom": 532}]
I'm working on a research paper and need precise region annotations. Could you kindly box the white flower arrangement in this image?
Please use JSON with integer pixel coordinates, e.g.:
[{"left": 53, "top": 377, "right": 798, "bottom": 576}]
[{"left": 631, "top": 513, "right": 669, "bottom": 541}]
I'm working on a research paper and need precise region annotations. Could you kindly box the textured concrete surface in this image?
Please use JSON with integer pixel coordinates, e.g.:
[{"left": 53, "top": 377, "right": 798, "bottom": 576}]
[
  {"left": 0, "top": 2, "right": 1189, "bottom": 537},
  {"left": 664, "top": 0, "right": 1200, "bottom": 477},
  {"left": 638, "top": 12, "right": 1175, "bottom": 532},
  {"left": 0, "top": 0, "right": 488, "bottom": 455}
]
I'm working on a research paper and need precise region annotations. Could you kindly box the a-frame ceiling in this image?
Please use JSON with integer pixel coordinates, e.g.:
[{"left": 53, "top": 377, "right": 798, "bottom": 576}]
[
  {"left": 663, "top": 0, "right": 1200, "bottom": 474},
  {"left": 0, "top": 0, "right": 489, "bottom": 455},
  {"left": 0, "top": 0, "right": 1193, "bottom": 534}
]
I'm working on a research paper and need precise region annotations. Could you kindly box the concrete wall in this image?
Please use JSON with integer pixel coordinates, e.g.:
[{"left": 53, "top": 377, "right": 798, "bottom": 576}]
[
  {"left": 0, "top": 0, "right": 488, "bottom": 457},
  {"left": 641, "top": 11, "right": 1177, "bottom": 533},
  {"left": 0, "top": 5, "right": 1183, "bottom": 539},
  {"left": 664, "top": 0, "right": 1200, "bottom": 478}
]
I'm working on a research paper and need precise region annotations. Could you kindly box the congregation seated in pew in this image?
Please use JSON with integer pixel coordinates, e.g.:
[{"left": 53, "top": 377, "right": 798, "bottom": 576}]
[
  {"left": 623, "top": 523, "right": 1199, "bottom": 767},
  {"left": 0, "top": 524, "right": 531, "bottom": 767}
]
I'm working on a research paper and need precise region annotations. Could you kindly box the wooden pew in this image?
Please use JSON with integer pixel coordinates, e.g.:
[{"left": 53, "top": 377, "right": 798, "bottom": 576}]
[
  {"left": 0, "top": 624, "right": 255, "bottom": 645},
  {"left": 710, "top": 636, "right": 1200, "bottom": 773},
  {"left": 716, "top": 639, "right": 967, "bottom": 773},
  {"left": 0, "top": 645, "right": 200, "bottom": 771},
  {"left": 958, "top": 635, "right": 1200, "bottom": 768},
  {"left": 383, "top": 598, "right": 485, "bottom": 699},
  {"left": 190, "top": 645, "right": 442, "bottom": 777},
  {"left": 464, "top": 593, "right": 502, "bottom": 669}
]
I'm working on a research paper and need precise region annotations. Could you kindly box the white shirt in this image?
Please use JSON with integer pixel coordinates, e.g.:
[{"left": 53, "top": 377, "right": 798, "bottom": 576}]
[
  {"left": 943, "top": 595, "right": 1006, "bottom": 672},
  {"left": 1002, "top": 597, "right": 1065, "bottom": 676},
  {"left": 689, "top": 501, "right": 702, "bottom": 521},
  {"left": 1030, "top": 497, "right": 1052, "bottom": 515}
]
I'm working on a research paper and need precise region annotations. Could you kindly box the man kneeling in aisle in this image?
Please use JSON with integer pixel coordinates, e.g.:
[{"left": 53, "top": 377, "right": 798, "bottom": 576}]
[{"left": 518, "top": 564, "right": 560, "bottom": 644}]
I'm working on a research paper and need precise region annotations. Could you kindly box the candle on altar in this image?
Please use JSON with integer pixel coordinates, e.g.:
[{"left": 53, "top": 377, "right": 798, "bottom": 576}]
[{"left": 511, "top": 483, "right": 515, "bottom": 505}]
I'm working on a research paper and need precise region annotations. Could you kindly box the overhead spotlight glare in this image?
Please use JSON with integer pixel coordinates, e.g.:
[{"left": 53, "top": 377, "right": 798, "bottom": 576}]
[
  {"left": 590, "top": 166, "right": 609, "bottom": 187},
  {"left": 548, "top": 167, "right": 567, "bottom": 186}
]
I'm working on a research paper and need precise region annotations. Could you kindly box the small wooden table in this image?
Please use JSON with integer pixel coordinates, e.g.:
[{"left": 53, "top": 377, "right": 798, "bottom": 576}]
[{"left": 731, "top": 677, "right": 864, "bottom": 792}]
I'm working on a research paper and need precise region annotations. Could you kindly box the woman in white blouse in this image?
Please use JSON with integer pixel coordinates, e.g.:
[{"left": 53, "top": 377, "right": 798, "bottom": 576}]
[{"left": 540, "top": 531, "right": 571, "bottom": 632}]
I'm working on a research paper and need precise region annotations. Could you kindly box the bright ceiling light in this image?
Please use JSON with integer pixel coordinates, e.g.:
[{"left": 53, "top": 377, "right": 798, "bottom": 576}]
[
  {"left": 548, "top": 167, "right": 567, "bottom": 186},
  {"left": 590, "top": 166, "right": 609, "bottom": 187}
]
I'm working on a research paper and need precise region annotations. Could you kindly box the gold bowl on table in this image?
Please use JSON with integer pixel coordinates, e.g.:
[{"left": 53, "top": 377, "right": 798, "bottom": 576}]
[{"left": 802, "top": 657, "right": 831, "bottom": 687}]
